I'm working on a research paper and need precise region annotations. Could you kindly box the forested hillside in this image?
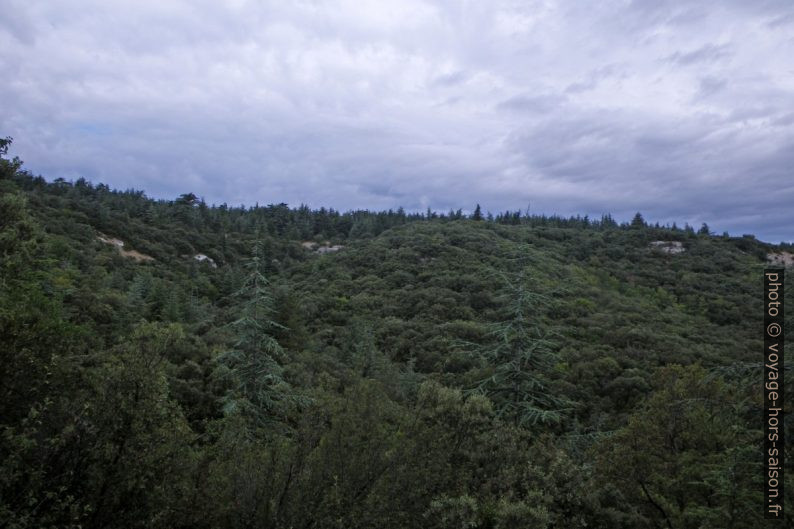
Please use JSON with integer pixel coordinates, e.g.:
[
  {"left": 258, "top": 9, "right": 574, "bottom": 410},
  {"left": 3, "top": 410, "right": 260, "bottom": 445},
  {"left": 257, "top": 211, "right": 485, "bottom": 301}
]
[{"left": 1, "top": 139, "right": 792, "bottom": 528}]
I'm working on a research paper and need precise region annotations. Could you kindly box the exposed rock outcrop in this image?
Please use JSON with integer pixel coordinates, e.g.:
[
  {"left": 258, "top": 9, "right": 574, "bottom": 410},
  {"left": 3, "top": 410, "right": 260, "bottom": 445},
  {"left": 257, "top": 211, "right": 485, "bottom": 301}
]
[
  {"left": 194, "top": 253, "right": 217, "bottom": 268},
  {"left": 316, "top": 245, "right": 344, "bottom": 254},
  {"left": 97, "top": 233, "right": 154, "bottom": 262},
  {"left": 649, "top": 241, "right": 685, "bottom": 254},
  {"left": 767, "top": 252, "right": 794, "bottom": 267},
  {"left": 300, "top": 241, "right": 344, "bottom": 254}
]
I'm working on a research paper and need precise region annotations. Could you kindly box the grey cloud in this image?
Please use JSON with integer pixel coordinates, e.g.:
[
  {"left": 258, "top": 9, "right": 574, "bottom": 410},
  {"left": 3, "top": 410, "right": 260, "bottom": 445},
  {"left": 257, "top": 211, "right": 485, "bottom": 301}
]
[
  {"left": 499, "top": 98, "right": 794, "bottom": 240},
  {"left": 664, "top": 43, "right": 732, "bottom": 66},
  {"left": 771, "top": 113, "right": 794, "bottom": 127},
  {"left": 767, "top": 13, "right": 794, "bottom": 27},
  {"left": 0, "top": 0, "right": 37, "bottom": 45},
  {"left": 696, "top": 76, "right": 727, "bottom": 98},
  {"left": 1, "top": 0, "right": 793, "bottom": 242},
  {"left": 433, "top": 70, "right": 470, "bottom": 86},
  {"left": 497, "top": 94, "right": 567, "bottom": 114},
  {"left": 565, "top": 64, "right": 622, "bottom": 94}
]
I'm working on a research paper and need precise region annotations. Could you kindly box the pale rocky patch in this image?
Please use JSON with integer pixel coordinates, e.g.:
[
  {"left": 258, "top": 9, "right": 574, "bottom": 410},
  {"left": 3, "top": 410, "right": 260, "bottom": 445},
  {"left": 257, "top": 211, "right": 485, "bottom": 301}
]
[
  {"left": 300, "top": 240, "right": 344, "bottom": 254},
  {"left": 316, "top": 244, "right": 344, "bottom": 254},
  {"left": 767, "top": 252, "right": 794, "bottom": 267},
  {"left": 649, "top": 241, "right": 685, "bottom": 254},
  {"left": 96, "top": 233, "right": 154, "bottom": 262},
  {"left": 194, "top": 253, "right": 217, "bottom": 268}
]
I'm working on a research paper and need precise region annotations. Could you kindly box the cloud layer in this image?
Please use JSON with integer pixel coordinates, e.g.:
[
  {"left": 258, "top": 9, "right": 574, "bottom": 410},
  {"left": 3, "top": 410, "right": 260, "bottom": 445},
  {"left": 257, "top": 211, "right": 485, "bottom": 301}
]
[{"left": 1, "top": 0, "right": 793, "bottom": 241}]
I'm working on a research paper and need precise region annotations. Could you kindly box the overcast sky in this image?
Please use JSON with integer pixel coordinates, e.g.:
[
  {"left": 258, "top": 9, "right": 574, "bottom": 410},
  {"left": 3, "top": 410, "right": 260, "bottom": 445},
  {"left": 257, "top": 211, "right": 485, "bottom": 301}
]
[{"left": 1, "top": 1, "right": 793, "bottom": 242}]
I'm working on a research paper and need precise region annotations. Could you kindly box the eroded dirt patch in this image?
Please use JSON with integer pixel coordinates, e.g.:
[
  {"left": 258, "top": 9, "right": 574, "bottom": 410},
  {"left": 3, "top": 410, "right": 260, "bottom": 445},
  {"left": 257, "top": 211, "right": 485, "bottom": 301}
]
[{"left": 97, "top": 233, "right": 154, "bottom": 262}]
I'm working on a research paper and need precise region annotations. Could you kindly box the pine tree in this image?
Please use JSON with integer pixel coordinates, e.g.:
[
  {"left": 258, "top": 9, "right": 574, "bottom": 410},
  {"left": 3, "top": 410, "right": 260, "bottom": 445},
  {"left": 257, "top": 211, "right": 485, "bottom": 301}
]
[
  {"left": 216, "top": 241, "right": 296, "bottom": 429},
  {"left": 473, "top": 273, "right": 570, "bottom": 427},
  {"left": 472, "top": 204, "right": 483, "bottom": 221}
]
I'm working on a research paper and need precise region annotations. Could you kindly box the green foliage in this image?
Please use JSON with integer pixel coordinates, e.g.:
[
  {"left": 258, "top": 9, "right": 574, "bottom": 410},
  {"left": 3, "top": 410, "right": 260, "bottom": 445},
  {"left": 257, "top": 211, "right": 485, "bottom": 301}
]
[
  {"left": 595, "top": 365, "right": 766, "bottom": 529},
  {"left": 470, "top": 272, "right": 571, "bottom": 427},
  {"left": 215, "top": 241, "right": 302, "bottom": 431},
  {"left": 1, "top": 150, "right": 791, "bottom": 528},
  {"left": 426, "top": 495, "right": 481, "bottom": 528}
]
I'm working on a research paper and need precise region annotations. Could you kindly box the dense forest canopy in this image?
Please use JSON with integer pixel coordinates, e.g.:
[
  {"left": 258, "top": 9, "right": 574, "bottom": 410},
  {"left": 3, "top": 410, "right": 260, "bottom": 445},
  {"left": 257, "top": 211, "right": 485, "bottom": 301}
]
[{"left": 1, "top": 139, "right": 791, "bottom": 528}]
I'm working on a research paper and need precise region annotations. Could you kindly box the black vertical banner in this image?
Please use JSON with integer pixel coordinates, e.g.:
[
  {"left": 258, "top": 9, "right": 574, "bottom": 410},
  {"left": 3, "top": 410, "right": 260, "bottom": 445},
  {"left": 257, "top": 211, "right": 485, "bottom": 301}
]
[{"left": 764, "top": 269, "right": 784, "bottom": 520}]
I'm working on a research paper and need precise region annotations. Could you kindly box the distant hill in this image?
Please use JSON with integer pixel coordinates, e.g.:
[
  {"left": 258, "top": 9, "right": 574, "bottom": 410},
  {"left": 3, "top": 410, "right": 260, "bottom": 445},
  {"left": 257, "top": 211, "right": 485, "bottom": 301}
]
[{"left": 1, "top": 148, "right": 791, "bottom": 528}]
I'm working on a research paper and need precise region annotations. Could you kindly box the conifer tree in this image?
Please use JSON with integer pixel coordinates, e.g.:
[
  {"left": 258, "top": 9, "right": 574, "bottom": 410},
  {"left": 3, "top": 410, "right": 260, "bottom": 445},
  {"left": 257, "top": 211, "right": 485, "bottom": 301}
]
[
  {"left": 216, "top": 240, "right": 295, "bottom": 429},
  {"left": 474, "top": 273, "right": 570, "bottom": 427}
]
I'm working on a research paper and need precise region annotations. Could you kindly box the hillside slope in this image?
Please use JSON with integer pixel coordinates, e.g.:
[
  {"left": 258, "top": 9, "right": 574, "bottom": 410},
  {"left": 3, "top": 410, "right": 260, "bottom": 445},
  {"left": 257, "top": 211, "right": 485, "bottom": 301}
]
[{"left": 1, "top": 154, "right": 791, "bottom": 528}]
